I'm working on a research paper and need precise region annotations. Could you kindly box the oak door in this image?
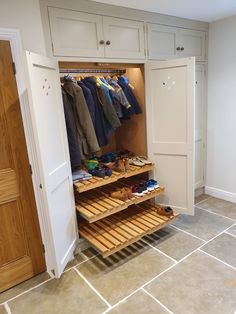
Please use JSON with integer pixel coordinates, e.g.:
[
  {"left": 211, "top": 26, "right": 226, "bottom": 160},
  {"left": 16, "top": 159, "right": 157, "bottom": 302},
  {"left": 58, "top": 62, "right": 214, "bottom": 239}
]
[
  {"left": 146, "top": 57, "right": 195, "bottom": 215},
  {"left": 25, "top": 52, "right": 77, "bottom": 277},
  {"left": 0, "top": 41, "right": 45, "bottom": 292}
]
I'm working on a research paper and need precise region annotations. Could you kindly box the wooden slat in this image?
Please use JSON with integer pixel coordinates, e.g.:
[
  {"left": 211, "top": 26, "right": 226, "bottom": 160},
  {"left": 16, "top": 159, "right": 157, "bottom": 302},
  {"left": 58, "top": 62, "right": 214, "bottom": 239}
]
[
  {"left": 74, "top": 164, "right": 154, "bottom": 193},
  {"left": 76, "top": 184, "right": 165, "bottom": 222},
  {"left": 78, "top": 201, "right": 178, "bottom": 258}
]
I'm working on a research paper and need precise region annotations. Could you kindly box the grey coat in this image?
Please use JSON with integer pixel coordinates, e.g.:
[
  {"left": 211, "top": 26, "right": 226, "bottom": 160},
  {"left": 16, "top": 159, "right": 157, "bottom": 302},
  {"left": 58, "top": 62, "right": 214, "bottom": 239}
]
[{"left": 63, "top": 81, "right": 100, "bottom": 159}]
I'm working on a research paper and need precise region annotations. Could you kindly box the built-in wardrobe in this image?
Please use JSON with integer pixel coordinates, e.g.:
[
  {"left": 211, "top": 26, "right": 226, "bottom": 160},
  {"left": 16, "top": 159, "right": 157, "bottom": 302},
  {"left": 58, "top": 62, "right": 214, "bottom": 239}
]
[{"left": 25, "top": 53, "right": 195, "bottom": 277}]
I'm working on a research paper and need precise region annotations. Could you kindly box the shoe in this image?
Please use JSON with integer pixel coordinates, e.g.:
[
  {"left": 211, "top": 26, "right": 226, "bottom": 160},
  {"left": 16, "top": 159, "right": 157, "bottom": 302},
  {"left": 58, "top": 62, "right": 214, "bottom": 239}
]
[
  {"left": 128, "top": 157, "right": 145, "bottom": 167},
  {"left": 131, "top": 185, "right": 144, "bottom": 196},
  {"left": 139, "top": 182, "right": 148, "bottom": 194},
  {"left": 99, "top": 152, "right": 117, "bottom": 163},
  {"left": 147, "top": 179, "right": 159, "bottom": 190},
  {"left": 84, "top": 159, "right": 98, "bottom": 170},
  {"left": 156, "top": 206, "right": 173, "bottom": 217},
  {"left": 137, "top": 156, "right": 152, "bottom": 165},
  {"left": 124, "top": 158, "right": 130, "bottom": 170},
  {"left": 110, "top": 188, "right": 131, "bottom": 201},
  {"left": 113, "top": 158, "right": 126, "bottom": 173},
  {"left": 102, "top": 165, "right": 112, "bottom": 177},
  {"left": 88, "top": 167, "right": 106, "bottom": 178}
]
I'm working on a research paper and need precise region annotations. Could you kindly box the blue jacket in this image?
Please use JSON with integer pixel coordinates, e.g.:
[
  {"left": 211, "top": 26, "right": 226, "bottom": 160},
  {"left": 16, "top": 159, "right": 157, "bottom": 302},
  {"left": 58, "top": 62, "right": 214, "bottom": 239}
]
[{"left": 78, "top": 81, "right": 96, "bottom": 127}]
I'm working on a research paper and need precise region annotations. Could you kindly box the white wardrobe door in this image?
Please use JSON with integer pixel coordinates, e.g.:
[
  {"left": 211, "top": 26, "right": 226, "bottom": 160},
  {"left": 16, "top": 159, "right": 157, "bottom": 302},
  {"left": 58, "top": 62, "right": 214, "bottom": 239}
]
[
  {"left": 25, "top": 51, "right": 77, "bottom": 277},
  {"left": 48, "top": 7, "right": 105, "bottom": 58},
  {"left": 103, "top": 16, "right": 145, "bottom": 59},
  {"left": 195, "top": 64, "right": 205, "bottom": 189},
  {"left": 146, "top": 58, "right": 195, "bottom": 215}
]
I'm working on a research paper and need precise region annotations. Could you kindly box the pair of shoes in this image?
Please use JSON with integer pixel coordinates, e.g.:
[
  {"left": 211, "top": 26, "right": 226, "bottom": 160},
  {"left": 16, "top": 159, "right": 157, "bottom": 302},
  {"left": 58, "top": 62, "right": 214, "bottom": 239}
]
[
  {"left": 110, "top": 187, "right": 132, "bottom": 201},
  {"left": 147, "top": 179, "right": 159, "bottom": 191},
  {"left": 131, "top": 183, "right": 148, "bottom": 196},
  {"left": 156, "top": 206, "right": 173, "bottom": 217},
  {"left": 88, "top": 165, "right": 112, "bottom": 178},
  {"left": 72, "top": 169, "right": 92, "bottom": 182},
  {"left": 128, "top": 156, "right": 152, "bottom": 167},
  {"left": 113, "top": 158, "right": 130, "bottom": 173},
  {"left": 99, "top": 152, "right": 117, "bottom": 163},
  {"left": 84, "top": 159, "right": 98, "bottom": 170}
]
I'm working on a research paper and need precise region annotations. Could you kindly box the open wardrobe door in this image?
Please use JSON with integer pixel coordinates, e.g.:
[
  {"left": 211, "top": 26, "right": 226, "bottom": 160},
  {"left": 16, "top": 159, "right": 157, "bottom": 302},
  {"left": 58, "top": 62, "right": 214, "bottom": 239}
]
[
  {"left": 25, "top": 52, "right": 77, "bottom": 277},
  {"left": 145, "top": 57, "right": 195, "bottom": 215}
]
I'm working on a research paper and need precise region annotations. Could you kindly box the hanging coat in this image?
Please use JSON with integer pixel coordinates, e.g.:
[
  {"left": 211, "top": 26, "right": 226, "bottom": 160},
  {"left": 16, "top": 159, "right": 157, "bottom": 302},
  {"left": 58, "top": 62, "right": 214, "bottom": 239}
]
[
  {"left": 61, "top": 88, "right": 81, "bottom": 169},
  {"left": 63, "top": 81, "right": 100, "bottom": 159}
]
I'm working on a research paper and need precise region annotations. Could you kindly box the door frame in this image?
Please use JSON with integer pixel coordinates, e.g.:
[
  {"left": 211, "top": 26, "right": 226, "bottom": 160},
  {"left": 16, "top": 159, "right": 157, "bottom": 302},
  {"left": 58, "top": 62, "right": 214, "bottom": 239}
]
[{"left": 0, "top": 28, "right": 53, "bottom": 275}]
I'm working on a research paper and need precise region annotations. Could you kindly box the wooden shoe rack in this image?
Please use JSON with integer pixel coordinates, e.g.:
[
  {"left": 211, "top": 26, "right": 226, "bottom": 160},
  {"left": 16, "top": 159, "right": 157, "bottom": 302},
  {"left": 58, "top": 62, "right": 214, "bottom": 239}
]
[{"left": 74, "top": 164, "right": 178, "bottom": 257}]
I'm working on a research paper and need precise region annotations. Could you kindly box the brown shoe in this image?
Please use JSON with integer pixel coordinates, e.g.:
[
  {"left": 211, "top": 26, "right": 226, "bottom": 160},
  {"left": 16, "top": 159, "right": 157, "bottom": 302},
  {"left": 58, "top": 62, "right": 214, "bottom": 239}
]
[
  {"left": 156, "top": 206, "right": 173, "bottom": 217},
  {"left": 110, "top": 189, "right": 128, "bottom": 201}
]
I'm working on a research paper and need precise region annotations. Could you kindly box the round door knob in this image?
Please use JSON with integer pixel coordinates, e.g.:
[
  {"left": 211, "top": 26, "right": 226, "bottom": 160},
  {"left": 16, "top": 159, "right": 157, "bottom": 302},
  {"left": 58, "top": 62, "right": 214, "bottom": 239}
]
[
  {"left": 106, "top": 40, "right": 111, "bottom": 46},
  {"left": 176, "top": 47, "right": 181, "bottom": 51},
  {"left": 181, "top": 47, "right": 184, "bottom": 51},
  {"left": 99, "top": 40, "right": 105, "bottom": 45}
]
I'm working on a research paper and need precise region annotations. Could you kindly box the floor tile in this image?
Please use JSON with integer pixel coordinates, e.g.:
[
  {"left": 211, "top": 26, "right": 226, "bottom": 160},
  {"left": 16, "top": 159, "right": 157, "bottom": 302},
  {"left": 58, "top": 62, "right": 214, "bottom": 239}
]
[
  {"left": 8, "top": 269, "right": 108, "bottom": 314},
  {"left": 227, "top": 224, "right": 236, "bottom": 236},
  {"left": 0, "top": 272, "right": 50, "bottom": 303},
  {"left": 77, "top": 240, "right": 174, "bottom": 305},
  {"left": 145, "top": 251, "right": 236, "bottom": 314},
  {"left": 201, "top": 233, "right": 236, "bottom": 268},
  {"left": 172, "top": 207, "right": 234, "bottom": 241},
  {"left": 108, "top": 290, "right": 169, "bottom": 314},
  {"left": 144, "top": 226, "right": 204, "bottom": 260},
  {"left": 198, "top": 197, "right": 236, "bottom": 220},
  {"left": 0, "top": 305, "right": 7, "bottom": 314},
  {"left": 65, "top": 247, "right": 97, "bottom": 270},
  {"left": 195, "top": 194, "right": 210, "bottom": 205}
]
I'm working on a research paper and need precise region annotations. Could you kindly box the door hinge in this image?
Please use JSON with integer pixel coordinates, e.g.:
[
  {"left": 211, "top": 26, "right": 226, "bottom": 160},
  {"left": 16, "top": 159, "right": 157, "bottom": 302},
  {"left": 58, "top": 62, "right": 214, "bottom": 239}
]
[
  {"left": 29, "top": 164, "right": 32, "bottom": 175},
  {"left": 42, "top": 244, "right": 46, "bottom": 254},
  {"left": 12, "top": 62, "right": 16, "bottom": 75}
]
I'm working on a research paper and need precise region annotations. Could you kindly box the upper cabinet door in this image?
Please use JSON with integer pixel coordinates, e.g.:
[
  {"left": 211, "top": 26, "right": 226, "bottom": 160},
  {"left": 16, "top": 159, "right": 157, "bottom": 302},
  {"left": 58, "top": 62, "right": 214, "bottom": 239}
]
[
  {"left": 179, "top": 29, "right": 206, "bottom": 61},
  {"left": 103, "top": 16, "right": 145, "bottom": 59},
  {"left": 48, "top": 7, "right": 105, "bottom": 57},
  {"left": 145, "top": 58, "right": 195, "bottom": 215},
  {"left": 147, "top": 24, "right": 178, "bottom": 60},
  {"left": 25, "top": 52, "right": 77, "bottom": 277}
]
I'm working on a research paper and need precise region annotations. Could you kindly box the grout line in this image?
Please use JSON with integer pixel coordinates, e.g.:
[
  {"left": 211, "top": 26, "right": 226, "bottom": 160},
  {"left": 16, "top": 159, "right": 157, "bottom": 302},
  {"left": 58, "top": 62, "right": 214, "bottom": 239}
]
[
  {"left": 224, "top": 231, "right": 236, "bottom": 238},
  {"left": 142, "top": 288, "right": 175, "bottom": 314},
  {"left": 196, "top": 205, "right": 236, "bottom": 222},
  {"left": 142, "top": 239, "right": 178, "bottom": 263},
  {"left": 0, "top": 277, "right": 54, "bottom": 306},
  {"left": 63, "top": 253, "right": 98, "bottom": 273},
  {"left": 199, "top": 249, "right": 236, "bottom": 271},
  {"left": 73, "top": 267, "right": 111, "bottom": 309},
  {"left": 3, "top": 303, "right": 11, "bottom": 314},
  {"left": 169, "top": 224, "right": 207, "bottom": 242},
  {"left": 194, "top": 196, "right": 212, "bottom": 206}
]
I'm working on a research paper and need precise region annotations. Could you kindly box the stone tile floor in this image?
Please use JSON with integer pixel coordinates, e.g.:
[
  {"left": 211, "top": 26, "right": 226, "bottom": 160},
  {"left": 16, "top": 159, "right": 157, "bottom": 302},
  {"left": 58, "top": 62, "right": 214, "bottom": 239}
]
[{"left": 1, "top": 195, "right": 236, "bottom": 314}]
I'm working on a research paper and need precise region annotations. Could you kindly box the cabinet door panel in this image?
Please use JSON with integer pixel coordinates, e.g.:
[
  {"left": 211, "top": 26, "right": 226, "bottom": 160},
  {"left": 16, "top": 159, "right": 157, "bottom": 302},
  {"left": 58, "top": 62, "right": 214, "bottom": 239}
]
[
  {"left": 103, "top": 16, "right": 145, "bottom": 59},
  {"left": 195, "top": 65, "right": 205, "bottom": 189},
  {"left": 145, "top": 58, "right": 195, "bottom": 215},
  {"left": 48, "top": 7, "right": 104, "bottom": 57},
  {"left": 25, "top": 52, "right": 77, "bottom": 277},
  {"left": 180, "top": 29, "right": 206, "bottom": 61},
  {"left": 148, "top": 24, "right": 178, "bottom": 60}
]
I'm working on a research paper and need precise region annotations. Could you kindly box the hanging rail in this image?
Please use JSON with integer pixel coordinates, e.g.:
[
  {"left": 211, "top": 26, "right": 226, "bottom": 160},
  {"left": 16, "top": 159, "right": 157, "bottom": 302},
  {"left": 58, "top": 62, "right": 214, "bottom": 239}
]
[{"left": 59, "top": 68, "right": 126, "bottom": 75}]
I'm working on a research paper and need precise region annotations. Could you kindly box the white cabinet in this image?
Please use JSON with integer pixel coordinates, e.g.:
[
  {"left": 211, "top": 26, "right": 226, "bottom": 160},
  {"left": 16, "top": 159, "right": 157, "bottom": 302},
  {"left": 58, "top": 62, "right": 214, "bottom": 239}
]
[
  {"left": 48, "top": 7, "right": 145, "bottom": 59},
  {"left": 195, "top": 64, "right": 206, "bottom": 190},
  {"left": 147, "top": 23, "right": 206, "bottom": 61},
  {"left": 103, "top": 16, "right": 145, "bottom": 59},
  {"left": 48, "top": 8, "right": 104, "bottom": 58}
]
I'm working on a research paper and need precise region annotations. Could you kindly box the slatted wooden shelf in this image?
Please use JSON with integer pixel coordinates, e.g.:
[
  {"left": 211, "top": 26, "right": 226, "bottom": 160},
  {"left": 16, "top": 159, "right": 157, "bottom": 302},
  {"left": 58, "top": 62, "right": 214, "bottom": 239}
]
[
  {"left": 74, "top": 164, "right": 154, "bottom": 193},
  {"left": 79, "top": 201, "right": 178, "bottom": 258},
  {"left": 75, "top": 184, "right": 164, "bottom": 223}
]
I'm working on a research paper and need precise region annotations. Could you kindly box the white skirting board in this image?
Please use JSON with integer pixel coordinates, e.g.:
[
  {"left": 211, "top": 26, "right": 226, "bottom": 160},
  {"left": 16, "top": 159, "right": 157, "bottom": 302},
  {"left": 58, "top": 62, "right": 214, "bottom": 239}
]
[{"left": 205, "top": 186, "right": 236, "bottom": 204}]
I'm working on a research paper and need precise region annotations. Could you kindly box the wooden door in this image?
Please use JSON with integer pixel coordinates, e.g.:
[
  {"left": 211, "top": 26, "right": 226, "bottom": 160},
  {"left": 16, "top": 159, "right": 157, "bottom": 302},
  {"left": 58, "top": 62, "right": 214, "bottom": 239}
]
[
  {"left": 25, "top": 52, "right": 77, "bottom": 277},
  {"left": 48, "top": 7, "right": 105, "bottom": 58},
  {"left": 195, "top": 64, "right": 206, "bottom": 189},
  {"left": 179, "top": 29, "right": 206, "bottom": 61},
  {"left": 103, "top": 16, "right": 145, "bottom": 59},
  {"left": 145, "top": 58, "right": 195, "bottom": 215},
  {"left": 147, "top": 23, "right": 178, "bottom": 60},
  {"left": 0, "top": 41, "right": 45, "bottom": 292}
]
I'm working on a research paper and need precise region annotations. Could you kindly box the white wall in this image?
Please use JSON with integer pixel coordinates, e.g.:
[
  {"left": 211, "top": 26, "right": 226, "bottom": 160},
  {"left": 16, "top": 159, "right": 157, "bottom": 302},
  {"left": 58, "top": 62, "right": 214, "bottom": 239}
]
[
  {"left": 0, "top": 0, "right": 46, "bottom": 54},
  {"left": 206, "top": 15, "right": 236, "bottom": 202}
]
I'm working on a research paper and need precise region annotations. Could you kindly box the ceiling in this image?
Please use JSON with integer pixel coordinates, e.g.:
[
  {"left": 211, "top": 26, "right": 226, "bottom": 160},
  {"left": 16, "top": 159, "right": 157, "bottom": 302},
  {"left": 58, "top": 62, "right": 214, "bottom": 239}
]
[{"left": 90, "top": 0, "right": 236, "bottom": 22}]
